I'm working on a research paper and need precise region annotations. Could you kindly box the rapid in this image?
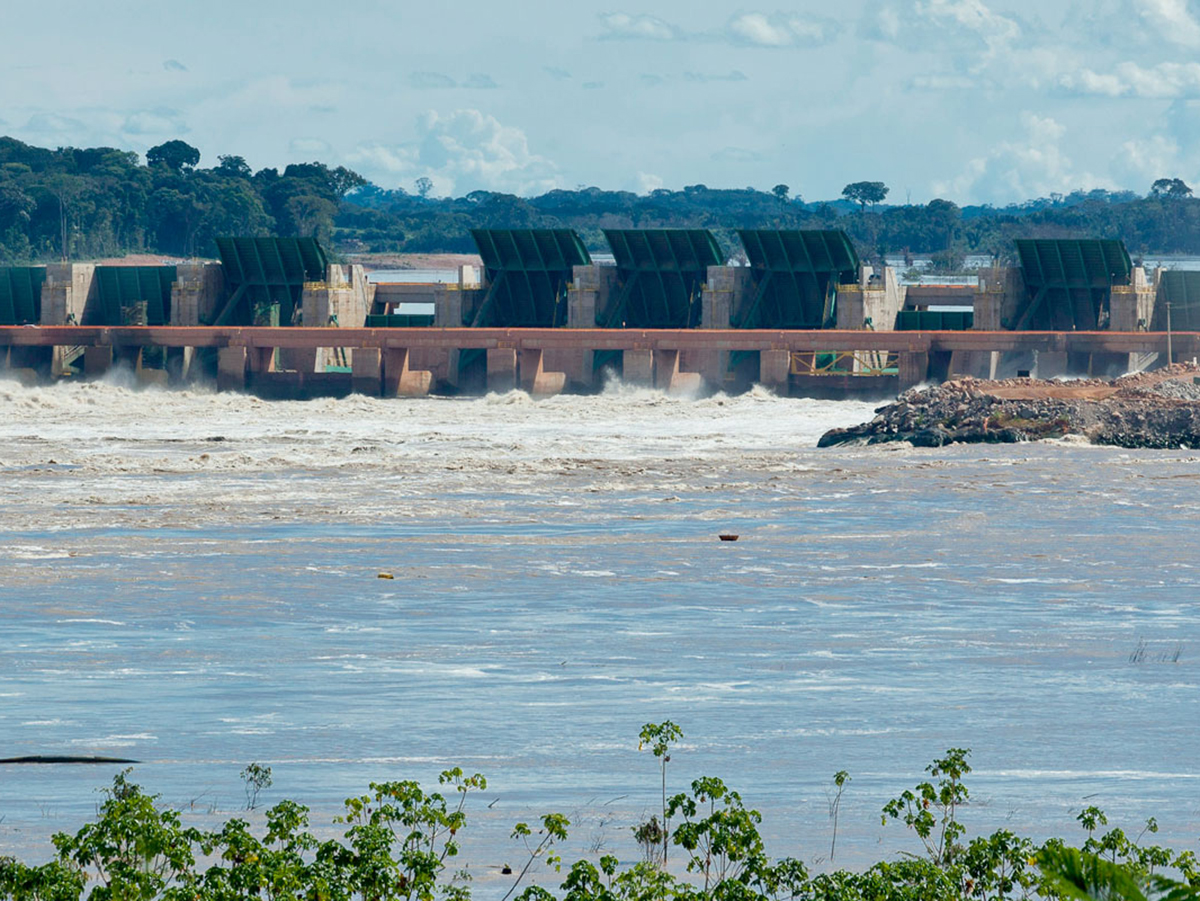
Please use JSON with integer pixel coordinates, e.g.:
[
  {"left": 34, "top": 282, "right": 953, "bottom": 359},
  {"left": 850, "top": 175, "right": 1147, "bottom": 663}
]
[{"left": 1, "top": 373, "right": 1198, "bottom": 888}]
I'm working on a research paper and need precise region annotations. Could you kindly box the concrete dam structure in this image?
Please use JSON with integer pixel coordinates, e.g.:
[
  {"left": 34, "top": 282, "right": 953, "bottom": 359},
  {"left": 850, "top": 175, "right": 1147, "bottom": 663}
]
[{"left": 0, "top": 231, "right": 1193, "bottom": 398}]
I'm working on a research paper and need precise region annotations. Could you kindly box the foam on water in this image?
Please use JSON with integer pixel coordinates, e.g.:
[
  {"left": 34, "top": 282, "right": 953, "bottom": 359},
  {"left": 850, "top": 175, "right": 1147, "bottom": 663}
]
[{"left": 2, "top": 378, "right": 1199, "bottom": 888}]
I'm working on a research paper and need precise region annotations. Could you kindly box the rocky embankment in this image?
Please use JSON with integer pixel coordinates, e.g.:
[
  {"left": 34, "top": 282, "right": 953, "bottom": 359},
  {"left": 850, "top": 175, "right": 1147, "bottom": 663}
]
[{"left": 819, "top": 364, "right": 1200, "bottom": 448}]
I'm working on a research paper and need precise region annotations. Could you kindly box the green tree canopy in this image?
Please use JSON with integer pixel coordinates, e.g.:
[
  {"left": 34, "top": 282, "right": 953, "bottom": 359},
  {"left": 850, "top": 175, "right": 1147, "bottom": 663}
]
[
  {"left": 1151, "top": 177, "right": 1193, "bottom": 199},
  {"left": 843, "top": 180, "right": 890, "bottom": 211},
  {"left": 146, "top": 140, "right": 201, "bottom": 173}
]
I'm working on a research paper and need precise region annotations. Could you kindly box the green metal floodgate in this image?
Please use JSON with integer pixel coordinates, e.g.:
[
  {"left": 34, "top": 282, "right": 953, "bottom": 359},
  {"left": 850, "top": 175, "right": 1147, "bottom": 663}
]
[
  {"left": 895, "top": 310, "right": 974, "bottom": 330},
  {"left": 213, "top": 237, "right": 329, "bottom": 326},
  {"left": 1153, "top": 270, "right": 1200, "bottom": 331},
  {"left": 736, "top": 230, "right": 859, "bottom": 329},
  {"left": 0, "top": 267, "right": 45, "bottom": 325},
  {"left": 468, "top": 229, "right": 590, "bottom": 327},
  {"left": 1013, "top": 239, "right": 1132, "bottom": 331},
  {"left": 93, "top": 266, "right": 176, "bottom": 325},
  {"left": 601, "top": 229, "right": 723, "bottom": 328}
]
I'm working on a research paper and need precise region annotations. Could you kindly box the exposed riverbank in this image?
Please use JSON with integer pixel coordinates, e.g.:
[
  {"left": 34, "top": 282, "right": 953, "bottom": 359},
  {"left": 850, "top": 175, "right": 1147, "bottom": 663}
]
[{"left": 819, "top": 364, "right": 1200, "bottom": 448}]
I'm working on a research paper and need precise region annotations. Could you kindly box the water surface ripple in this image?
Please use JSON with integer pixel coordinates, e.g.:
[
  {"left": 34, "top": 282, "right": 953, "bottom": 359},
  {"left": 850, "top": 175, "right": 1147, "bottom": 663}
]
[{"left": 1, "top": 376, "right": 1197, "bottom": 884}]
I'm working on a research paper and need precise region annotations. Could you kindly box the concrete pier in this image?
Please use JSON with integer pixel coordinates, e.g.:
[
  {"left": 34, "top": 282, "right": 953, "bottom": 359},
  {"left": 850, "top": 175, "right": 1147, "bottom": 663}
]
[
  {"left": 352, "top": 347, "right": 382, "bottom": 396},
  {"left": 487, "top": 347, "right": 518, "bottom": 393},
  {"left": 384, "top": 348, "right": 433, "bottom": 397},
  {"left": 622, "top": 349, "right": 653, "bottom": 385},
  {"left": 898, "top": 351, "right": 929, "bottom": 388},
  {"left": 759, "top": 349, "right": 790, "bottom": 392},
  {"left": 520, "top": 349, "right": 567, "bottom": 398},
  {"left": 217, "top": 346, "right": 247, "bottom": 392},
  {"left": 653, "top": 349, "right": 703, "bottom": 395},
  {"left": 83, "top": 345, "right": 112, "bottom": 379}
]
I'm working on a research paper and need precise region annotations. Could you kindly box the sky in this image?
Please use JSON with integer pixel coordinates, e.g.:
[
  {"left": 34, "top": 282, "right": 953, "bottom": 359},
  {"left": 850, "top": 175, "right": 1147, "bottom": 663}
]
[{"left": 3, "top": 0, "right": 1200, "bottom": 204}]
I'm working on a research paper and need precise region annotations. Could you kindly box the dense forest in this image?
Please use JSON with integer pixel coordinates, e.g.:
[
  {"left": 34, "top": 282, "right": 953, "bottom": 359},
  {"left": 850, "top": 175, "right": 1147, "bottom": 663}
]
[{"left": 3, "top": 136, "right": 1200, "bottom": 268}]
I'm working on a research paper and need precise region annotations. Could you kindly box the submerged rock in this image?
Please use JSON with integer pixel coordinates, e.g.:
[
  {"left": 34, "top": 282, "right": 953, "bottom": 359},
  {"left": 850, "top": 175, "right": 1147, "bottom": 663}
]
[{"left": 819, "top": 364, "right": 1200, "bottom": 449}]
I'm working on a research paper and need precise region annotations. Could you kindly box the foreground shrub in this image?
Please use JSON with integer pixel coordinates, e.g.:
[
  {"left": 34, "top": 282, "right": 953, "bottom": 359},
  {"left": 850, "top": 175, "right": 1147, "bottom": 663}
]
[{"left": 2, "top": 731, "right": 1199, "bottom": 901}]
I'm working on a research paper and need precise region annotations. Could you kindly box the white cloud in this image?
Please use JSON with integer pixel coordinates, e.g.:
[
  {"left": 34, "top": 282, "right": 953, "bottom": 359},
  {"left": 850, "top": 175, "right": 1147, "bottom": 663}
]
[
  {"left": 410, "top": 72, "right": 499, "bottom": 90},
  {"left": 1062, "top": 61, "right": 1200, "bottom": 97},
  {"left": 860, "top": 2, "right": 902, "bottom": 40},
  {"left": 23, "top": 112, "right": 87, "bottom": 135},
  {"left": 290, "top": 137, "right": 332, "bottom": 156},
  {"left": 931, "top": 112, "right": 1112, "bottom": 203},
  {"left": 727, "top": 12, "right": 837, "bottom": 46},
  {"left": 411, "top": 72, "right": 458, "bottom": 89},
  {"left": 915, "top": 0, "right": 1019, "bottom": 54},
  {"left": 349, "top": 110, "right": 560, "bottom": 196},
  {"left": 1115, "top": 134, "right": 1183, "bottom": 185},
  {"left": 684, "top": 70, "right": 749, "bottom": 83},
  {"left": 911, "top": 73, "right": 977, "bottom": 90},
  {"left": 636, "top": 172, "right": 664, "bottom": 193},
  {"left": 598, "top": 12, "right": 679, "bottom": 40},
  {"left": 121, "top": 107, "right": 188, "bottom": 136},
  {"left": 193, "top": 76, "right": 343, "bottom": 123},
  {"left": 1136, "top": 0, "right": 1200, "bottom": 48},
  {"left": 711, "top": 146, "right": 764, "bottom": 162}
]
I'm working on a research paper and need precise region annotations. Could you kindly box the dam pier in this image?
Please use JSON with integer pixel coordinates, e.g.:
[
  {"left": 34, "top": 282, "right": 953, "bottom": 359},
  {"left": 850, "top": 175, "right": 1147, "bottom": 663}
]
[{"left": 0, "top": 229, "right": 1195, "bottom": 398}]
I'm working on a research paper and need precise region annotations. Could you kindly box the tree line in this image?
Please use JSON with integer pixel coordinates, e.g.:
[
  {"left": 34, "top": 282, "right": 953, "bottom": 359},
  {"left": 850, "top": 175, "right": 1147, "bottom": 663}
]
[{"left": 2, "top": 136, "right": 1200, "bottom": 268}]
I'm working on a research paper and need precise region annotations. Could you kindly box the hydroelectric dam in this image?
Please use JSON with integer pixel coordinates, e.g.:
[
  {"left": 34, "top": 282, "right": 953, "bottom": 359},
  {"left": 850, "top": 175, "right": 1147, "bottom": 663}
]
[{"left": 1, "top": 230, "right": 1196, "bottom": 398}]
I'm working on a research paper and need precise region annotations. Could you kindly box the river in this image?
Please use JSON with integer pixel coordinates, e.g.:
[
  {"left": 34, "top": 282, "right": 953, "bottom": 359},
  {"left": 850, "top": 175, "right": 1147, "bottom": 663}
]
[{"left": 0, "top": 373, "right": 1197, "bottom": 891}]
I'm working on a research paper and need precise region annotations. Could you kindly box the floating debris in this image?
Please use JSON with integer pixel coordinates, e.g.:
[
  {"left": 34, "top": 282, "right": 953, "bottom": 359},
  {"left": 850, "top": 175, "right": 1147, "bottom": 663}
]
[{"left": 0, "top": 755, "right": 139, "bottom": 765}]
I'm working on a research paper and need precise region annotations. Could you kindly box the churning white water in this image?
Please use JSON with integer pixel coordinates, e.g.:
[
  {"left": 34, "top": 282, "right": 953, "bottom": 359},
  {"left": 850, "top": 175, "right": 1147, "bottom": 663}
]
[{"left": 1, "top": 373, "right": 1198, "bottom": 893}]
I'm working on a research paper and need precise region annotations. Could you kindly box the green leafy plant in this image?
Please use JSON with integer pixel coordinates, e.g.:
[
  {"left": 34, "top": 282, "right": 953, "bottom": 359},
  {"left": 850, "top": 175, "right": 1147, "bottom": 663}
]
[
  {"left": 332, "top": 768, "right": 487, "bottom": 901},
  {"left": 1036, "top": 845, "right": 1200, "bottom": 901},
  {"left": 827, "top": 771, "right": 850, "bottom": 864},
  {"left": 666, "top": 776, "right": 767, "bottom": 892},
  {"left": 630, "top": 817, "right": 665, "bottom": 868},
  {"left": 50, "top": 770, "right": 200, "bottom": 901},
  {"left": 240, "top": 763, "right": 273, "bottom": 811},
  {"left": 881, "top": 747, "right": 972, "bottom": 867},
  {"left": 502, "top": 813, "right": 569, "bottom": 901},
  {"left": 638, "top": 721, "right": 682, "bottom": 867}
]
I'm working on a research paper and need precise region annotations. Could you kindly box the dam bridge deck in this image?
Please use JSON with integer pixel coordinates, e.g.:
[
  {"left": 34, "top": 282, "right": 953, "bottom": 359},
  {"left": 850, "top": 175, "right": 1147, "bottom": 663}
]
[
  {"left": 0, "top": 326, "right": 1191, "bottom": 397},
  {"left": 0, "top": 325, "right": 1190, "bottom": 354}
]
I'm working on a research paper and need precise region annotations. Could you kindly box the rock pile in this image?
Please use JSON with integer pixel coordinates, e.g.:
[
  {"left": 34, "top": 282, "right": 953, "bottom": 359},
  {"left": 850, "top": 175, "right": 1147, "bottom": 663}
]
[{"left": 819, "top": 364, "right": 1200, "bottom": 449}]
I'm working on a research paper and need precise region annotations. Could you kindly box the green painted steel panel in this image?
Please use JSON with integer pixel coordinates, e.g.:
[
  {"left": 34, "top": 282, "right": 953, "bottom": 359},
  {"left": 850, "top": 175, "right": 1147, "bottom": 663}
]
[
  {"left": 213, "top": 237, "right": 329, "bottom": 326},
  {"left": 1013, "top": 239, "right": 1132, "bottom": 331},
  {"left": 0, "top": 267, "right": 45, "bottom": 325},
  {"left": 93, "top": 266, "right": 176, "bottom": 325},
  {"left": 1154, "top": 270, "right": 1200, "bottom": 331},
  {"left": 601, "top": 228, "right": 723, "bottom": 328},
  {"left": 895, "top": 309, "right": 974, "bottom": 331},
  {"left": 736, "top": 230, "right": 859, "bottom": 329},
  {"left": 468, "top": 229, "right": 590, "bottom": 327},
  {"left": 215, "top": 237, "right": 327, "bottom": 285}
]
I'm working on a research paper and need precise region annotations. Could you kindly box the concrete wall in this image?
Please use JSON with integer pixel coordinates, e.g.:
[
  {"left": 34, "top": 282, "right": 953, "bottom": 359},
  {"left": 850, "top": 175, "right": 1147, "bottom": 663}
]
[
  {"left": 567, "top": 263, "right": 619, "bottom": 328},
  {"left": 40, "top": 263, "right": 96, "bottom": 325},
  {"left": 834, "top": 268, "right": 902, "bottom": 331},
  {"left": 703, "top": 265, "right": 752, "bottom": 328},
  {"left": 974, "top": 267, "right": 1026, "bottom": 330},
  {"left": 302, "top": 264, "right": 371, "bottom": 329},
  {"left": 171, "top": 262, "right": 225, "bottom": 326},
  {"left": 292, "top": 264, "right": 374, "bottom": 371},
  {"left": 865, "top": 267, "right": 903, "bottom": 330}
]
